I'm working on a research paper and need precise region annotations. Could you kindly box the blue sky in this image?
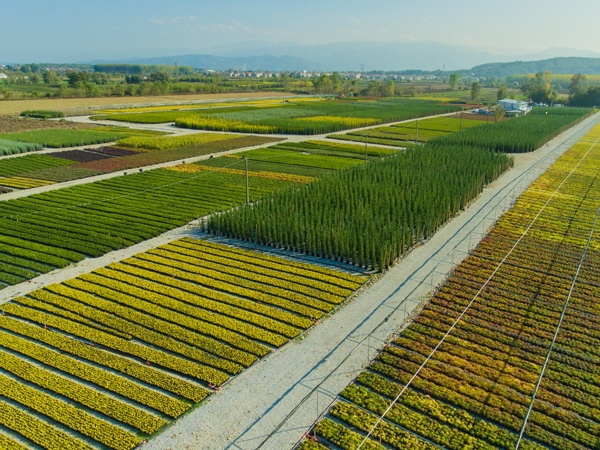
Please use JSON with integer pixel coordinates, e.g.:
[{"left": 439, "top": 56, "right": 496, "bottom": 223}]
[{"left": 3, "top": 0, "right": 600, "bottom": 63}]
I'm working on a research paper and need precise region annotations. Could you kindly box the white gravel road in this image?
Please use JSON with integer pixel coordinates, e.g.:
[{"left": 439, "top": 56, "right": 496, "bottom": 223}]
[{"left": 140, "top": 113, "right": 600, "bottom": 450}]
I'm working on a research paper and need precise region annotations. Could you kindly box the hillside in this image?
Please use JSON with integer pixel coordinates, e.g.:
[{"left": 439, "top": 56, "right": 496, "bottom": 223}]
[{"left": 472, "top": 56, "right": 600, "bottom": 77}]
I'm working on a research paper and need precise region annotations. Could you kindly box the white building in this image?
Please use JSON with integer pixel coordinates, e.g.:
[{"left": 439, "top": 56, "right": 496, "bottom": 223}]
[
  {"left": 499, "top": 98, "right": 530, "bottom": 116},
  {"left": 0, "top": 73, "right": 8, "bottom": 80}
]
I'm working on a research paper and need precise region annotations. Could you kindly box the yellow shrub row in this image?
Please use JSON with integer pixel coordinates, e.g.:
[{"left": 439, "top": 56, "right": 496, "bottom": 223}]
[
  {"left": 0, "top": 176, "right": 55, "bottom": 189},
  {"left": 0, "top": 348, "right": 166, "bottom": 434},
  {"left": 159, "top": 242, "right": 352, "bottom": 299},
  {"left": 16, "top": 295, "right": 132, "bottom": 339},
  {"left": 182, "top": 237, "right": 367, "bottom": 288},
  {"left": 167, "top": 164, "right": 315, "bottom": 183},
  {"left": 0, "top": 324, "right": 189, "bottom": 418},
  {"left": 80, "top": 270, "right": 291, "bottom": 345},
  {"left": 0, "top": 372, "right": 139, "bottom": 450},
  {"left": 2, "top": 303, "right": 229, "bottom": 385},
  {"left": 0, "top": 399, "right": 93, "bottom": 450},
  {"left": 126, "top": 255, "right": 325, "bottom": 319},
  {"left": 117, "top": 132, "right": 236, "bottom": 150},
  {"left": 64, "top": 276, "right": 269, "bottom": 359},
  {"left": 100, "top": 264, "right": 311, "bottom": 330},
  {"left": 36, "top": 284, "right": 250, "bottom": 373},
  {"left": 136, "top": 252, "right": 334, "bottom": 312},
  {"left": 176, "top": 116, "right": 277, "bottom": 133},
  {"left": 0, "top": 314, "right": 207, "bottom": 403},
  {"left": 296, "top": 115, "right": 380, "bottom": 127},
  {"left": 0, "top": 432, "right": 27, "bottom": 450}
]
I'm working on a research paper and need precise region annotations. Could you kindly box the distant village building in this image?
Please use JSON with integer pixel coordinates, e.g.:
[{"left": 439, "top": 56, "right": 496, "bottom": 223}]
[
  {"left": 0, "top": 72, "right": 8, "bottom": 80},
  {"left": 498, "top": 98, "right": 530, "bottom": 116}
]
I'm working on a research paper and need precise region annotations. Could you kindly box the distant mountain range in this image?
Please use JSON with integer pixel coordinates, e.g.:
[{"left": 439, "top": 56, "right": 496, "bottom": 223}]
[{"left": 73, "top": 40, "right": 600, "bottom": 75}]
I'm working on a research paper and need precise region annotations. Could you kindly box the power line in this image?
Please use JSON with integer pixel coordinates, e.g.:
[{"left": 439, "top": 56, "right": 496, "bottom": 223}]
[{"left": 356, "top": 130, "right": 600, "bottom": 450}]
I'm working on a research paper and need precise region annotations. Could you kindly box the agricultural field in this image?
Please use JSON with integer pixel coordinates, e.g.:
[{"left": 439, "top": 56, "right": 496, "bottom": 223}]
[
  {"left": 115, "top": 132, "right": 241, "bottom": 150},
  {"left": 0, "top": 154, "right": 75, "bottom": 177},
  {"left": 95, "top": 98, "right": 463, "bottom": 135},
  {"left": 0, "top": 138, "right": 43, "bottom": 155},
  {"left": 205, "top": 142, "right": 513, "bottom": 271},
  {"left": 0, "top": 115, "right": 95, "bottom": 134},
  {"left": 94, "top": 97, "right": 318, "bottom": 115},
  {"left": 431, "top": 107, "right": 594, "bottom": 153},
  {"left": 0, "top": 128, "right": 132, "bottom": 149},
  {"left": 329, "top": 113, "right": 484, "bottom": 147},
  {"left": 185, "top": 139, "right": 398, "bottom": 180},
  {"left": 0, "top": 135, "right": 279, "bottom": 191},
  {"left": 300, "top": 122, "right": 600, "bottom": 449},
  {"left": 0, "top": 168, "right": 292, "bottom": 288},
  {"left": 0, "top": 238, "right": 367, "bottom": 450}
]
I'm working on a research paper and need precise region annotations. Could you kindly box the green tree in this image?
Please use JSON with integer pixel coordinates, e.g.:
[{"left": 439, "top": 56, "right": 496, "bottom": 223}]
[
  {"left": 521, "top": 71, "right": 555, "bottom": 103},
  {"left": 470, "top": 81, "right": 481, "bottom": 100},
  {"left": 492, "top": 105, "right": 505, "bottom": 123},
  {"left": 387, "top": 80, "right": 395, "bottom": 97},
  {"left": 449, "top": 73, "right": 459, "bottom": 90},
  {"left": 497, "top": 84, "right": 508, "bottom": 100},
  {"left": 42, "top": 70, "right": 59, "bottom": 84},
  {"left": 569, "top": 73, "right": 587, "bottom": 97}
]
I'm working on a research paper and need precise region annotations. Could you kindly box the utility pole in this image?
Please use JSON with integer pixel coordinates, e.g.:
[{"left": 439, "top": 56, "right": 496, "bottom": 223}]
[
  {"left": 460, "top": 113, "right": 463, "bottom": 131},
  {"left": 365, "top": 136, "right": 368, "bottom": 164},
  {"left": 245, "top": 157, "right": 249, "bottom": 205},
  {"left": 415, "top": 120, "right": 419, "bottom": 144}
]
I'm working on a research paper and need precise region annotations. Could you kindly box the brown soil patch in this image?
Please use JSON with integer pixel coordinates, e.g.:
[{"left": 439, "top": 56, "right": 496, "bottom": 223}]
[
  {"left": 0, "top": 92, "right": 293, "bottom": 117},
  {"left": 0, "top": 116, "right": 96, "bottom": 134}
]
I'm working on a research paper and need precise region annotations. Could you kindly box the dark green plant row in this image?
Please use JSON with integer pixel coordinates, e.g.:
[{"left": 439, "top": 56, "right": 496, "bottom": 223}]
[
  {"left": 204, "top": 143, "right": 513, "bottom": 271},
  {"left": 0, "top": 154, "right": 75, "bottom": 177},
  {"left": 430, "top": 108, "right": 593, "bottom": 153}
]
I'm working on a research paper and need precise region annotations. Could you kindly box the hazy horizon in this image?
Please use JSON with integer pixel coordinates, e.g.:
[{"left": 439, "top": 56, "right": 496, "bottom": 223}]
[{"left": 4, "top": 0, "right": 600, "bottom": 65}]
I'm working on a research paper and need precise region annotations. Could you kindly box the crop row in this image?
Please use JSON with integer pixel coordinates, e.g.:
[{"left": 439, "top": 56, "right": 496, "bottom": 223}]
[
  {"left": 2, "top": 302, "right": 230, "bottom": 385},
  {"left": 160, "top": 240, "right": 355, "bottom": 296},
  {"left": 206, "top": 143, "right": 513, "bottom": 271},
  {"left": 430, "top": 107, "right": 593, "bottom": 153},
  {"left": 0, "top": 371, "right": 140, "bottom": 450},
  {"left": 122, "top": 255, "right": 327, "bottom": 319},
  {"left": 0, "top": 154, "right": 74, "bottom": 177},
  {"left": 0, "top": 347, "right": 167, "bottom": 434},
  {"left": 0, "top": 399, "right": 94, "bottom": 450},
  {"left": 0, "top": 138, "right": 42, "bottom": 155},
  {"left": 0, "top": 176, "right": 55, "bottom": 189},
  {"left": 100, "top": 262, "right": 312, "bottom": 330},
  {"left": 0, "top": 168, "right": 292, "bottom": 287},
  {"left": 116, "top": 131, "right": 238, "bottom": 150},
  {"left": 142, "top": 246, "right": 347, "bottom": 304},
  {"left": 0, "top": 314, "right": 207, "bottom": 402},
  {"left": 303, "top": 121, "right": 600, "bottom": 449},
  {"left": 179, "top": 238, "right": 366, "bottom": 288},
  {"left": 167, "top": 163, "right": 316, "bottom": 183}
]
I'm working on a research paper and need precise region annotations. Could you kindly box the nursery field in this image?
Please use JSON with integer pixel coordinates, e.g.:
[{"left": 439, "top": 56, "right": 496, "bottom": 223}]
[
  {"left": 0, "top": 238, "right": 367, "bottom": 450},
  {"left": 0, "top": 168, "right": 292, "bottom": 288},
  {"left": 205, "top": 142, "right": 513, "bottom": 271},
  {"left": 178, "top": 139, "right": 400, "bottom": 181},
  {"left": 300, "top": 123, "right": 600, "bottom": 449},
  {"left": 95, "top": 98, "right": 463, "bottom": 135},
  {"left": 0, "top": 134, "right": 279, "bottom": 191},
  {"left": 0, "top": 126, "right": 164, "bottom": 154},
  {"left": 329, "top": 114, "right": 484, "bottom": 147},
  {"left": 431, "top": 107, "right": 594, "bottom": 153}
]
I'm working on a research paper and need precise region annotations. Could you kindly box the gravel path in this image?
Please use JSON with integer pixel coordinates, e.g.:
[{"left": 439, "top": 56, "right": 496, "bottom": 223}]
[{"left": 140, "top": 112, "right": 600, "bottom": 450}]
